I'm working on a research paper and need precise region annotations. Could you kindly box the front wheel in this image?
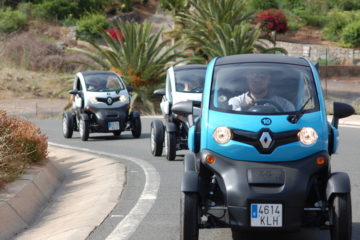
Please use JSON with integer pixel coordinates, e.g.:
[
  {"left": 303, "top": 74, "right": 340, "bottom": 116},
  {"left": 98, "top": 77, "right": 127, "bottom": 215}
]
[
  {"left": 150, "top": 120, "right": 164, "bottom": 156},
  {"left": 180, "top": 192, "right": 199, "bottom": 240},
  {"left": 164, "top": 130, "right": 176, "bottom": 161},
  {"left": 131, "top": 117, "right": 142, "bottom": 138},
  {"left": 79, "top": 119, "right": 89, "bottom": 141},
  {"left": 330, "top": 193, "right": 352, "bottom": 240},
  {"left": 63, "top": 111, "right": 74, "bottom": 138}
]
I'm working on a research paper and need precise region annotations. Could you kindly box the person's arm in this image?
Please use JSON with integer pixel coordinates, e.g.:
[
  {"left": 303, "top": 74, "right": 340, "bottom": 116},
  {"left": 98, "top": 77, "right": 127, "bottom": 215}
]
[{"left": 228, "top": 93, "right": 251, "bottom": 111}]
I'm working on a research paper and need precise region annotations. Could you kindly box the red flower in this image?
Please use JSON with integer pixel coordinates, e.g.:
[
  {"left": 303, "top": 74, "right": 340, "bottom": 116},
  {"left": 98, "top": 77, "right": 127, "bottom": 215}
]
[
  {"left": 104, "top": 29, "right": 125, "bottom": 41},
  {"left": 254, "top": 9, "right": 288, "bottom": 34}
]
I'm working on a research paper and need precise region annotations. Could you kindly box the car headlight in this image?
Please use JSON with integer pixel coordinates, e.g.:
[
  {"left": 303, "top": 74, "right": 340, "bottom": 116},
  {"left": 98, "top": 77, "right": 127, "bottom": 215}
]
[
  {"left": 298, "top": 127, "right": 318, "bottom": 145},
  {"left": 89, "top": 96, "right": 98, "bottom": 104},
  {"left": 119, "top": 95, "right": 128, "bottom": 103},
  {"left": 213, "top": 126, "right": 232, "bottom": 144}
]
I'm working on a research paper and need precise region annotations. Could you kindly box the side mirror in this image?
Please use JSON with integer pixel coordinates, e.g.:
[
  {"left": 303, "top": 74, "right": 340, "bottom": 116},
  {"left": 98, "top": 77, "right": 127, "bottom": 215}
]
[
  {"left": 69, "top": 89, "right": 79, "bottom": 95},
  {"left": 332, "top": 102, "right": 355, "bottom": 129},
  {"left": 172, "top": 100, "right": 194, "bottom": 126},
  {"left": 127, "top": 86, "right": 133, "bottom": 92},
  {"left": 153, "top": 88, "right": 165, "bottom": 96},
  {"left": 314, "top": 62, "right": 319, "bottom": 71}
]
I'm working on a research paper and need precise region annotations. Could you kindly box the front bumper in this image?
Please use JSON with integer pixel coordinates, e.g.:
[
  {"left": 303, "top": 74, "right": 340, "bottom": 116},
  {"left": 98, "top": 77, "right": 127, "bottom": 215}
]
[
  {"left": 200, "top": 150, "right": 329, "bottom": 231},
  {"left": 87, "top": 106, "right": 129, "bottom": 132}
]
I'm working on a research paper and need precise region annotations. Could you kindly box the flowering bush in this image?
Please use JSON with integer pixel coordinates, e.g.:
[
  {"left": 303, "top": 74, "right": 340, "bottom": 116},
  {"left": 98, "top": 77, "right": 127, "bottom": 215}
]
[
  {"left": 0, "top": 110, "right": 48, "bottom": 188},
  {"left": 105, "top": 29, "right": 125, "bottom": 41},
  {"left": 254, "top": 9, "right": 289, "bottom": 33}
]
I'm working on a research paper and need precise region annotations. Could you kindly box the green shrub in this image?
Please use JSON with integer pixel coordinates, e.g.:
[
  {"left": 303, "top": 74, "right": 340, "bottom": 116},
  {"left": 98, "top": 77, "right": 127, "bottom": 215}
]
[
  {"left": 76, "top": 13, "right": 110, "bottom": 41},
  {"left": 277, "top": 0, "right": 305, "bottom": 10},
  {"left": 328, "top": 0, "right": 360, "bottom": 10},
  {"left": 35, "top": 0, "right": 78, "bottom": 20},
  {"left": 77, "top": 0, "right": 111, "bottom": 14},
  {"left": 0, "top": 8, "right": 27, "bottom": 33},
  {"left": 323, "top": 11, "right": 353, "bottom": 41},
  {"left": 342, "top": 20, "right": 360, "bottom": 47},
  {"left": 247, "top": 0, "right": 278, "bottom": 11}
]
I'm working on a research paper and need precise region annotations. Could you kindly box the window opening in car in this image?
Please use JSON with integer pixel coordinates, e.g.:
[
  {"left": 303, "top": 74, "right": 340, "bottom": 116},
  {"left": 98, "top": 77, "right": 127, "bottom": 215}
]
[
  {"left": 210, "top": 63, "right": 319, "bottom": 115},
  {"left": 85, "top": 73, "right": 125, "bottom": 92},
  {"left": 174, "top": 68, "right": 206, "bottom": 93}
]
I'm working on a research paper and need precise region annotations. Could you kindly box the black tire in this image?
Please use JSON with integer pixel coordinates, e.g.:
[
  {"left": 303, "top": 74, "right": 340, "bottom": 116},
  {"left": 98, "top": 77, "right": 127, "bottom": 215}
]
[
  {"left": 165, "top": 130, "right": 176, "bottom": 161},
  {"left": 113, "top": 131, "right": 121, "bottom": 136},
  {"left": 131, "top": 117, "right": 142, "bottom": 138},
  {"left": 180, "top": 192, "right": 199, "bottom": 240},
  {"left": 62, "top": 111, "right": 74, "bottom": 138},
  {"left": 231, "top": 229, "right": 252, "bottom": 240},
  {"left": 330, "top": 193, "right": 352, "bottom": 240},
  {"left": 150, "top": 120, "right": 164, "bottom": 156},
  {"left": 79, "top": 119, "right": 89, "bottom": 141}
]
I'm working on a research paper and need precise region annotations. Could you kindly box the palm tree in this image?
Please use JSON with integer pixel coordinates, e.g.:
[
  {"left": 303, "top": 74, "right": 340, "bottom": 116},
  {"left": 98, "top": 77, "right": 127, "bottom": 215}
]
[
  {"left": 173, "top": 0, "right": 286, "bottom": 63},
  {"left": 69, "top": 20, "right": 183, "bottom": 114}
]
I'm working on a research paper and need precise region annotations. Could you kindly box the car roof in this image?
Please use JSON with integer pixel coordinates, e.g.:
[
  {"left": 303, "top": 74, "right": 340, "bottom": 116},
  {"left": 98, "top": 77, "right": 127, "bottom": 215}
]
[
  {"left": 81, "top": 71, "right": 118, "bottom": 76},
  {"left": 215, "top": 54, "right": 309, "bottom": 67},
  {"left": 173, "top": 64, "right": 207, "bottom": 71}
]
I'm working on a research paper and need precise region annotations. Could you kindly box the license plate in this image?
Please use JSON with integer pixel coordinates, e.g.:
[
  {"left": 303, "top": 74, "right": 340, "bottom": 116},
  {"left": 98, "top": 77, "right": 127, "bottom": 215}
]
[
  {"left": 108, "top": 121, "right": 120, "bottom": 131},
  {"left": 250, "top": 203, "right": 282, "bottom": 227}
]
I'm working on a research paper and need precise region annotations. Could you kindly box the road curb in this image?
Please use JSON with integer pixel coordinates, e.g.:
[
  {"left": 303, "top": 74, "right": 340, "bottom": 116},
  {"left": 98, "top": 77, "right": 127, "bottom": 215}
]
[{"left": 0, "top": 160, "right": 64, "bottom": 240}]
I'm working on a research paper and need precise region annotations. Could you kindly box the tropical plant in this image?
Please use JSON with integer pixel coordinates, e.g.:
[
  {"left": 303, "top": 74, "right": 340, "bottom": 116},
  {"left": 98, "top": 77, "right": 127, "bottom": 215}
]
[
  {"left": 69, "top": 20, "right": 183, "bottom": 114},
  {"left": 174, "top": 0, "right": 286, "bottom": 62},
  {"left": 160, "top": 0, "right": 190, "bottom": 15}
]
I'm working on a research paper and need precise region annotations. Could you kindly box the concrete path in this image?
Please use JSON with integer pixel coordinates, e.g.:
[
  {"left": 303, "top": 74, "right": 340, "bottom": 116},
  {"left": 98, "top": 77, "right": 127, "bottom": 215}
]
[{"left": 13, "top": 146, "right": 126, "bottom": 240}]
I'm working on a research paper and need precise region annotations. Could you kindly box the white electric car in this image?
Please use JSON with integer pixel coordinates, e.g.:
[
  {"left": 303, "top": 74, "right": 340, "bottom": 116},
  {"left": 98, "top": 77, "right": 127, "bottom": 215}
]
[
  {"left": 150, "top": 64, "right": 207, "bottom": 160},
  {"left": 62, "top": 71, "right": 141, "bottom": 141}
]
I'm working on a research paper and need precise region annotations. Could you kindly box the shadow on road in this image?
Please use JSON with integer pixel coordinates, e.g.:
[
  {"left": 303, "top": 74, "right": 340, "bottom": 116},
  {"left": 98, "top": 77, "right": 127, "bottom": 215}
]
[
  {"left": 201, "top": 223, "right": 360, "bottom": 240},
  {"left": 72, "top": 133, "right": 151, "bottom": 141}
]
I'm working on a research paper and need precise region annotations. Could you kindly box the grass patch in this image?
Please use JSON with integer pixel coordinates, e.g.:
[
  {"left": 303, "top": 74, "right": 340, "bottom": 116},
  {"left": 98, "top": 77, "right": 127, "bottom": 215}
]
[{"left": 0, "top": 110, "right": 48, "bottom": 188}]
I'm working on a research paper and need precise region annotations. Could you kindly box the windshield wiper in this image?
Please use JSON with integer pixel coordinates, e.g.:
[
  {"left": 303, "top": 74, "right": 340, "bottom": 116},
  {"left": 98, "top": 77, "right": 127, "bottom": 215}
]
[{"left": 287, "top": 97, "right": 311, "bottom": 124}]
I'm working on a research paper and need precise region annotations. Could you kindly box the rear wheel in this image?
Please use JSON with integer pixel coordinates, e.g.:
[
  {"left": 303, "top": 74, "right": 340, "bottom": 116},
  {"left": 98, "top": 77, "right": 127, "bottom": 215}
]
[
  {"left": 164, "top": 130, "right": 176, "bottom": 161},
  {"left": 150, "top": 120, "right": 164, "bottom": 156},
  {"left": 131, "top": 117, "right": 141, "bottom": 138},
  {"left": 79, "top": 119, "right": 89, "bottom": 141},
  {"left": 330, "top": 193, "right": 352, "bottom": 240},
  {"left": 62, "top": 111, "right": 74, "bottom": 138},
  {"left": 113, "top": 131, "right": 121, "bottom": 136},
  {"left": 180, "top": 192, "right": 199, "bottom": 240},
  {"left": 231, "top": 230, "right": 252, "bottom": 240}
]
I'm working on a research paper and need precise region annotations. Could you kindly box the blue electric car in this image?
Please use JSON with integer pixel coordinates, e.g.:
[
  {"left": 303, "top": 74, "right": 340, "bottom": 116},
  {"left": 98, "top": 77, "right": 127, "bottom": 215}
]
[{"left": 172, "top": 54, "right": 354, "bottom": 240}]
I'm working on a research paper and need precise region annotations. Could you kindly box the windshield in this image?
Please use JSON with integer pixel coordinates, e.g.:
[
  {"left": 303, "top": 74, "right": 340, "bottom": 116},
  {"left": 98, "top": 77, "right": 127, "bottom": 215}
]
[
  {"left": 210, "top": 63, "right": 319, "bottom": 115},
  {"left": 175, "top": 68, "right": 206, "bottom": 93},
  {"left": 84, "top": 73, "right": 125, "bottom": 92}
]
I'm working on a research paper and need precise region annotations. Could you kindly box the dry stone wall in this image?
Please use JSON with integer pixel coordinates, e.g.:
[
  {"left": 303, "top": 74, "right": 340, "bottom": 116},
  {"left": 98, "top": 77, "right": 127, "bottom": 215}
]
[{"left": 276, "top": 41, "right": 360, "bottom": 65}]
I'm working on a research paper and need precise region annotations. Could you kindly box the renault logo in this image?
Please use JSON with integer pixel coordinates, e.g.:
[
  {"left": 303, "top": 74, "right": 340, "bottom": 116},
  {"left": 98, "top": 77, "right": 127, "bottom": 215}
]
[
  {"left": 259, "top": 132, "right": 272, "bottom": 149},
  {"left": 107, "top": 97, "right": 113, "bottom": 105}
]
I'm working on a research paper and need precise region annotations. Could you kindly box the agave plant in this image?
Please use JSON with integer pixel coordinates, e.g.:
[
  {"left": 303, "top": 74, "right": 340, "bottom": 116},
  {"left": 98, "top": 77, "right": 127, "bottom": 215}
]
[
  {"left": 69, "top": 20, "right": 183, "bottom": 114},
  {"left": 173, "top": 0, "right": 286, "bottom": 62}
]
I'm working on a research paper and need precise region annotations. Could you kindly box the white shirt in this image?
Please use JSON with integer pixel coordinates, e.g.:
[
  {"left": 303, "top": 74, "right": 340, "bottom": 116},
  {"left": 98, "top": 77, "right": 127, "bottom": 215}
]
[{"left": 228, "top": 92, "right": 295, "bottom": 112}]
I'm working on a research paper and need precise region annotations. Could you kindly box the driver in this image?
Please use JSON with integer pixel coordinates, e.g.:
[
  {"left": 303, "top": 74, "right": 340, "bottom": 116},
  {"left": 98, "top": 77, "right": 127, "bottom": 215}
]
[
  {"left": 87, "top": 78, "right": 102, "bottom": 91},
  {"left": 228, "top": 70, "right": 295, "bottom": 112}
]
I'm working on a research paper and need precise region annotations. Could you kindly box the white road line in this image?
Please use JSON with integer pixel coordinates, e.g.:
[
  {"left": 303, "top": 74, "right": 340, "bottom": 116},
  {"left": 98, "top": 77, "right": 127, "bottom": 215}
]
[
  {"left": 339, "top": 124, "right": 360, "bottom": 129},
  {"left": 48, "top": 142, "right": 160, "bottom": 240}
]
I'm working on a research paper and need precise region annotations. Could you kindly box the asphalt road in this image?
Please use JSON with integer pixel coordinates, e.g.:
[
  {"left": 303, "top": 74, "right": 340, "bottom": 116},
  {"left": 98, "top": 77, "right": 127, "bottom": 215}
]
[{"left": 33, "top": 117, "right": 360, "bottom": 240}]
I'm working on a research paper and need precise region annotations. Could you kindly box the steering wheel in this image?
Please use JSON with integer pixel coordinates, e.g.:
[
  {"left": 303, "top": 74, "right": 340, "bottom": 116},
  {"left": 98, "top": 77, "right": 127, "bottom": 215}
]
[
  {"left": 252, "top": 98, "right": 283, "bottom": 112},
  {"left": 191, "top": 86, "right": 203, "bottom": 93}
]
